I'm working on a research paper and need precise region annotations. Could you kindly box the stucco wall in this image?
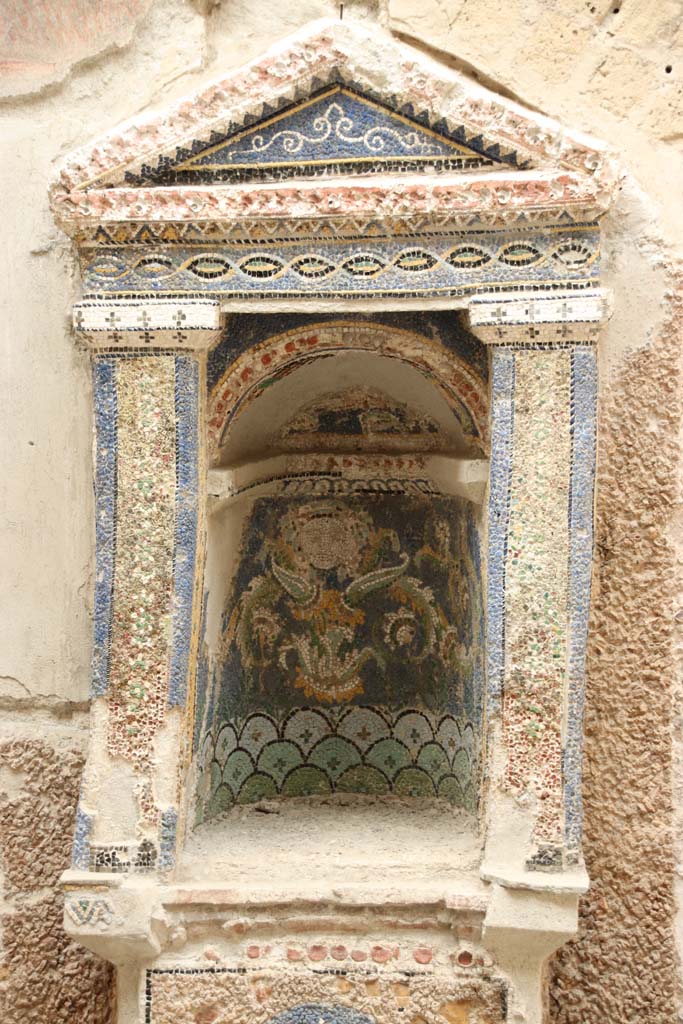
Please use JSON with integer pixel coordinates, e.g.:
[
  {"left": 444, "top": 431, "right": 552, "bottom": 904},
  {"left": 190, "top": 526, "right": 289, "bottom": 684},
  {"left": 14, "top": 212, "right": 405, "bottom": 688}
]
[{"left": 0, "top": 1, "right": 681, "bottom": 1021}]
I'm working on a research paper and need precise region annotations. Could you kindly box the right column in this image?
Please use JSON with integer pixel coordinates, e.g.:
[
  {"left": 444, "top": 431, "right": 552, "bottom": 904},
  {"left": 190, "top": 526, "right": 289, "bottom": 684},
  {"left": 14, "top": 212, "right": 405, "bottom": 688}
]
[{"left": 469, "top": 291, "right": 607, "bottom": 878}]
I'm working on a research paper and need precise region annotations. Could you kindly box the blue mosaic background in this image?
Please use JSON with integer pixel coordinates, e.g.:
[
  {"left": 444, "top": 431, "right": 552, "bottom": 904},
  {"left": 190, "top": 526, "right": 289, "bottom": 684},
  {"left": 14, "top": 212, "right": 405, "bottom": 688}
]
[
  {"left": 169, "top": 356, "right": 200, "bottom": 707},
  {"left": 128, "top": 80, "right": 524, "bottom": 185},
  {"left": 91, "top": 358, "right": 118, "bottom": 698},
  {"left": 184, "top": 88, "right": 479, "bottom": 169},
  {"left": 268, "top": 1007, "right": 376, "bottom": 1024},
  {"left": 485, "top": 349, "right": 514, "bottom": 714},
  {"left": 564, "top": 346, "right": 598, "bottom": 853}
]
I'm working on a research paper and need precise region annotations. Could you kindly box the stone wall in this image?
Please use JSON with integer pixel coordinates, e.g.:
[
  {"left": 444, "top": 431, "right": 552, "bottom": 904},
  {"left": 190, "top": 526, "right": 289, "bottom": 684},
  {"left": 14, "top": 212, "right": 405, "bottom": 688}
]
[{"left": 1, "top": 1, "right": 681, "bottom": 1022}]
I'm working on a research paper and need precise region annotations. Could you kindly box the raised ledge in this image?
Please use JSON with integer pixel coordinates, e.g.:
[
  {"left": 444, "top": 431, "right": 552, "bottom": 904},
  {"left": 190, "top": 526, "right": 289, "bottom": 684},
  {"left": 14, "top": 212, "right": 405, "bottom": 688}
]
[{"left": 53, "top": 170, "right": 610, "bottom": 233}]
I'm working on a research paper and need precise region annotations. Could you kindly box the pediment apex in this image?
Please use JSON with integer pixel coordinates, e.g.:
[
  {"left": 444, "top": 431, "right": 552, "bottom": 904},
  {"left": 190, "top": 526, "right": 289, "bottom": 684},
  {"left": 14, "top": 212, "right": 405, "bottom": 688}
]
[{"left": 53, "top": 18, "right": 614, "bottom": 200}]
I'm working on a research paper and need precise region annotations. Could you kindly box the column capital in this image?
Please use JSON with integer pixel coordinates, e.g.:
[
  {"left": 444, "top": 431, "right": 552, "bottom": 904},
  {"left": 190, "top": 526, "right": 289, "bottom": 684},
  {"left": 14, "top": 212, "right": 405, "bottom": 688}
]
[
  {"left": 467, "top": 288, "right": 611, "bottom": 345},
  {"left": 73, "top": 297, "right": 222, "bottom": 350}
]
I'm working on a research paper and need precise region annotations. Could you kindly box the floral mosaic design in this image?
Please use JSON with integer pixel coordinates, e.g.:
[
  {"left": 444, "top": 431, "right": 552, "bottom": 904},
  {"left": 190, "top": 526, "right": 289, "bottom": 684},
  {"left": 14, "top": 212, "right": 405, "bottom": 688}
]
[
  {"left": 195, "top": 494, "right": 484, "bottom": 815},
  {"left": 220, "top": 496, "right": 479, "bottom": 711}
]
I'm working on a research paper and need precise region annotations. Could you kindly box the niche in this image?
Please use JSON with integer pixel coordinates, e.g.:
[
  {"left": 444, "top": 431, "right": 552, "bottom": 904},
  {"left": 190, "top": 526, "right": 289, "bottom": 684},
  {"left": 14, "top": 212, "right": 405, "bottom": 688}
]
[{"left": 192, "top": 318, "right": 488, "bottom": 830}]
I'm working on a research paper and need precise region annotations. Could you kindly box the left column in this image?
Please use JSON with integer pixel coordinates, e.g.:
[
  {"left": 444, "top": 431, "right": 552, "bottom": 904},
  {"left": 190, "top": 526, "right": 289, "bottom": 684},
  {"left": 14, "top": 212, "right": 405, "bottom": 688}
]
[{"left": 64, "top": 299, "right": 221, "bottom": 936}]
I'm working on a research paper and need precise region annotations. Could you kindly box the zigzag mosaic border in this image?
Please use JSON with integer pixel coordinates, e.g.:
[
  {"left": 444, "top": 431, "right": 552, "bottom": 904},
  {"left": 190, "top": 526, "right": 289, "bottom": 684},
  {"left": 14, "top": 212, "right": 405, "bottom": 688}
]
[
  {"left": 73, "top": 214, "right": 602, "bottom": 247},
  {"left": 126, "top": 78, "right": 526, "bottom": 187}
]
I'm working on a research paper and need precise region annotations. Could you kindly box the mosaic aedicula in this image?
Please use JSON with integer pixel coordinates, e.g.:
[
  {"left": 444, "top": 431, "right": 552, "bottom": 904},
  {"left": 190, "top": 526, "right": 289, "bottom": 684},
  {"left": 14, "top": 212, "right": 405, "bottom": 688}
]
[{"left": 57, "top": 18, "right": 611, "bottom": 1024}]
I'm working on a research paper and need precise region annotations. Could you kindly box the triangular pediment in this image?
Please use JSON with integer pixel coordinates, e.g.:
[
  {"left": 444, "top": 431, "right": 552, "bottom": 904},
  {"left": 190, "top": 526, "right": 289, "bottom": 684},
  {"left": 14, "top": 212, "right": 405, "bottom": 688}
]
[
  {"left": 128, "top": 83, "right": 523, "bottom": 186},
  {"left": 53, "top": 18, "right": 612, "bottom": 218}
]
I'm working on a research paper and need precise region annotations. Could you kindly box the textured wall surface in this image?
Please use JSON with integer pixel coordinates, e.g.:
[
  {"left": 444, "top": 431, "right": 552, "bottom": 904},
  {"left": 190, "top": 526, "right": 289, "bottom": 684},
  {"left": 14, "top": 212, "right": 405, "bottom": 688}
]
[
  {"left": 0, "top": 730, "right": 114, "bottom": 1023},
  {"left": 1, "top": 1, "right": 682, "bottom": 1022},
  {"left": 548, "top": 282, "right": 683, "bottom": 1023}
]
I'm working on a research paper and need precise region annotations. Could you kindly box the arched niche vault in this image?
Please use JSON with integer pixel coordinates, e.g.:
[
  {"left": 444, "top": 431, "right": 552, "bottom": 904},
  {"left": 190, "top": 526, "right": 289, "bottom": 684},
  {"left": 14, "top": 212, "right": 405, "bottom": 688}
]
[
  {"left": 51, "top": 17, "right": 614, "bottom": 1024},
  {"left": 193, "top": 316, "right": 488, "bottom": 825}
]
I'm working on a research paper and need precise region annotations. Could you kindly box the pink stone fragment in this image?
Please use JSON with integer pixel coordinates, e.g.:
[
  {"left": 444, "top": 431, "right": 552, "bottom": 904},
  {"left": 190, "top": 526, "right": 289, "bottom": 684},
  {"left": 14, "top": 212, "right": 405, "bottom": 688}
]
[
  {"left": 308, "top": 944, "right": 328, "bottom": 961},
  {"left": 246, "top": 945, "right": 260, "bottom": 959},
  {"left": 330, "top": 945, "right": 348, "bottom": 960},
  {"left": 351, "top": 949, "right": 367, "bottom": 962},
  {"left": 413, "top": 947, "right": 433, "bottom": 964},
  {"left": 287, "top": 948, "right": 304, "bottom": 961},
  {"left": 371, "top": 945, "right": 392, "bottom": 963}
]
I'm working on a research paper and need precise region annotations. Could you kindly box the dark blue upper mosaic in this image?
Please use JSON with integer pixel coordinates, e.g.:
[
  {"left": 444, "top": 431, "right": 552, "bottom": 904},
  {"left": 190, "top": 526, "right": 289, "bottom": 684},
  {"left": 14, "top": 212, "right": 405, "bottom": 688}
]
[{"left": 207, "top": 311, "right": 489, "bottom": 393}]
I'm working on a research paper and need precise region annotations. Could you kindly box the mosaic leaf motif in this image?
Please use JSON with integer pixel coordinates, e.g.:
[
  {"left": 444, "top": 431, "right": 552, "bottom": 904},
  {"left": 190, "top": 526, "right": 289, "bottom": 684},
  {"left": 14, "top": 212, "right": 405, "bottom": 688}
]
[
  {"left": 194, "top": 494, "right": 485, "bottom": 818},
  {"left": 186, "top": 255, "right": 233, "bottom": 279},
  {"left": 291, "top": 255, "right": 336, "bottom": 279},
  {"left": 445, "top": 246, "right": 492, "bottom": 268},
  {"left": 342, "top": 254, "right": 387, "bottom": 277},
  {"left": 393, "top": 249, "right": 439, "bottom": 272},
  {"left": 498, "top": 242, "right": 543, "bottom": 266},
  {"left": 135, "top": 254, "right": 175, "bottom": 278},
  {"left": 551, "top": 241, "right": 594, "bottom": 267},
  {"left": 240, "top": 255, "right": 286, "bottom": 278}
]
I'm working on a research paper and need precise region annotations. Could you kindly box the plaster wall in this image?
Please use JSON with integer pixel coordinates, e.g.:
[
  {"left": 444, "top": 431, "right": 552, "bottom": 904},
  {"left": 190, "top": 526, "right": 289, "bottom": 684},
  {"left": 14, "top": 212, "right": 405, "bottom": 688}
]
[{"left": 0, "top": 1, "right": 682, "bottom": 1022}]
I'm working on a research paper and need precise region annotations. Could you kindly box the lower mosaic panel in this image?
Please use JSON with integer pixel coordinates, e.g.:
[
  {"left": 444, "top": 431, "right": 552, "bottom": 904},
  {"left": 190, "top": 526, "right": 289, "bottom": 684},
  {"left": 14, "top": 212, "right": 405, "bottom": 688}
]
[
  {"left": 144, "top": 965, "right": 507, "bottom": 1024},
  {"left": 195, "top": 705, "right": 478, "bottom": 822}
]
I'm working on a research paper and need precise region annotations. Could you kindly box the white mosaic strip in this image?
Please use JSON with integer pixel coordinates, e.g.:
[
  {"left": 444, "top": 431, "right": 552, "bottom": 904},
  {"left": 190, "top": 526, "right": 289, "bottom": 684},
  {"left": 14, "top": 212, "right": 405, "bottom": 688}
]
[
  {"left": 468, "top": 290, "right": 610, "bottom": 344},
  {"left": 73, "top": 299, "right": 222, "bottom": 349}
]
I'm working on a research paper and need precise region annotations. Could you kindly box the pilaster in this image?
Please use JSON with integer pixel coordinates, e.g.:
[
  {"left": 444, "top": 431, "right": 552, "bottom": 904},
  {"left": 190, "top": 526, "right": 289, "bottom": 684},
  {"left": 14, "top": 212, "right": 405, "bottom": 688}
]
[
  {"left": 468, "top": 290, "right": 607, "bottom": 877},
  {"left": 70, "top": 298, "right": 221, "bottom": 879}
]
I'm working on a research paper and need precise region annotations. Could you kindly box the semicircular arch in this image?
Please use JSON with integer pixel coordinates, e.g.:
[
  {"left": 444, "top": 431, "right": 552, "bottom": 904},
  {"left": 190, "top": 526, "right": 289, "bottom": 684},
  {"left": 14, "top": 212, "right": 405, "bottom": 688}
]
[{"left": 208, "top": 320, "right": 489, "bottom": 459}]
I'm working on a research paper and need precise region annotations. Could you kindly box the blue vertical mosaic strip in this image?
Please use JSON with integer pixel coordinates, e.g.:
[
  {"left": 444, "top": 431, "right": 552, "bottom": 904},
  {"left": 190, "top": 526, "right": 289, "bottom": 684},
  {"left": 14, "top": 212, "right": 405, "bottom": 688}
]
[
  {"left": 564, "top": 347, "right": 598, "bottom": 854},
  {"left": 486, "top": 349, "right": 515, "bottom": 714},
  {"left": 158, "top": 807, "right": 179, "bottom": 870},
  {"left": 72, "top": 804, "right": 94, "bottom": 870},
  {"left": 169, "top": 356, "right": 200, "bottom": 706},
  {"left": 91, "top": 358, "right": 118, "bottom": 697}
]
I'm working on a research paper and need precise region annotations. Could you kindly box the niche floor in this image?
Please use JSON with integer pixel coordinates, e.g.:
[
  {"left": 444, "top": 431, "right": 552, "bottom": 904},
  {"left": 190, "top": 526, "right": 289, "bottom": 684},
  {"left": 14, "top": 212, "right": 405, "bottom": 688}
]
[{"left": 179, "top": 799, "right": 484, "bottom": 903}]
